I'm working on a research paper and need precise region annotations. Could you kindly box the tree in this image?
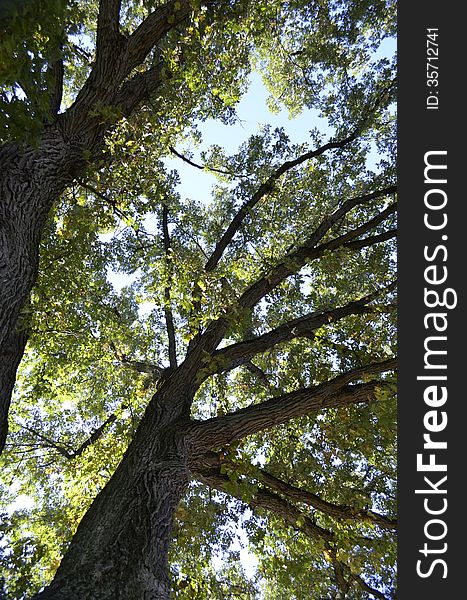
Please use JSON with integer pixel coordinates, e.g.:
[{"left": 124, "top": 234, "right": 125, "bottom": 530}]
[{"left": 0, "top": 0, "right": 397, "bottom": 598}]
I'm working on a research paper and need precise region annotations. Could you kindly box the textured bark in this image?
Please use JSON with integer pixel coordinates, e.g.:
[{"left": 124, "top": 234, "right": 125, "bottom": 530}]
[
  {"left": 1, "top": 4, "right": 398, "bottom": 597},
  {"left": 208, "top": 282, "right": 396, "bottom": 377},
  {"left": 32, "top": 372, "right": 194, "bottom": 600},
  {"left": 195, "top": 464, "right": 389, "bottom": 599},
  {"left": 189, "top": 358, "right": 397, "bottom": 448},
  {"left": 0, "top": 133, "right": 87, "bottom": 451},
  {"left": 194, "top": 450, "right": 396, "bottom": 530}
]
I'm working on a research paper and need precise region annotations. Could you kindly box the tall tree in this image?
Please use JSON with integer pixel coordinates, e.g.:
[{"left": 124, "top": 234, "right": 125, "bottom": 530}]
[{"left": 0, "top": 0, "right": 396, "bottom": 598}]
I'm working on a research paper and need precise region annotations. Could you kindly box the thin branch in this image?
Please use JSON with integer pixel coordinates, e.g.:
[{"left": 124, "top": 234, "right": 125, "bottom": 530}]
[
  {"left": 204, "top": 130, "right": 363, "bottom": 272},
  {"left": 162, "top": 204, "right": 178, "bottom": 369},
  {"left": 169, "top": 146, "right": 249, "bottom": 178},
  {"left": 189, "top": 358, "right": 396, "bottom": 448},
  {"left": 327, "top": 544, "right": 351, "bottom": 598},
  {"left": 71, "top": 412, "right": 118, "bottom": 458},
  {"left": 350, "top": 573, "right": 389, "bottom": 600},
  {"left": 245, "top": 361, "right": 271, "bottom": 388},
  {"left": 22, "top": 410, "right": 121, "bottom": 461},
  {"left": 78, "top": 180, "right": 129, "bottom": 221},
  {"left": 109, "top": 341, "right": 164, "bottom": 378},
  {"left": 20, "top": 425, "right": 73, "bottom": 459}
]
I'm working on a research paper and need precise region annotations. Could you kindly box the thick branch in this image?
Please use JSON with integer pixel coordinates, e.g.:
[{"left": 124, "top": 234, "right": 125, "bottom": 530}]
[
  {"left": 196, "top": 467, "right": 334, "bottom": 542},
  {"left": 48, "top": 59, "right": 64, "bottom": 115},
  {"left": 183, "top": 199, "right": 395, "bottom": 374},
  {"left": 209, "top": 282, "right": 396, "bottom": 376},
  {"left": 162, "top": 205, "right": 177, "bottom": 369},
  {"left": 238, "top": 188, "right": 396, "bottom": 310},
  {"left": 195, "top": 451, "right": 396, "bottom": 530},
  {"left": 114, "top": 62, "right": 165, "bottom": 117},
  {"left": 96, "top": 0, "right": 123, "bottom": 64},
  {"left": 67, "top": 0, "right": 184, "bottom": 125},
  {"left": 204, "top": 131, "right": 362, "bottom": 272},
  {"left": 255, "top": 469, "right": 396, "bottom": 530},
  {"left": 190, "top": 358, "right": 396, "bottom": 447},
  {"left": 122, "top": 0, "right": 191, "bottom": 74},
  {"left": 196, "top": 467, "right": 388, "bottom": 599}
]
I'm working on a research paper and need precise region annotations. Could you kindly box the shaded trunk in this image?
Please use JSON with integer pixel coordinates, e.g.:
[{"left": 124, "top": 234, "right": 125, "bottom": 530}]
[
  {"left": 0, "top": 130, "right": 87, "bottom": 452},
  {"left": 33, "top": 444, "right": 189, "bottom": 599},
  {"left": 31, "top": 377, "right": 194, "bottom": 600}
]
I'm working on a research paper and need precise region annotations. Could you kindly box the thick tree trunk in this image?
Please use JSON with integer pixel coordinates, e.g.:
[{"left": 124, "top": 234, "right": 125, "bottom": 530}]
[
  {"left": 31, "top": 377, "right": 194, "bottom": 600},
  {"left": 0, "top": 131, "right": 87, "bottom": 452},
  {"left": 33, "top": 446, "right": 189, "bottom": 599}
]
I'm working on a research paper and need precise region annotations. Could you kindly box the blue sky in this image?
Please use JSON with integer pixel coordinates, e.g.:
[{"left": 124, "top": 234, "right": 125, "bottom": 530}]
[
  {"left": 164, "top": 71, "right": 328, "bottom": 207},
  {"left": 110, "top": 71, "right": 326, "bottom": 292}
]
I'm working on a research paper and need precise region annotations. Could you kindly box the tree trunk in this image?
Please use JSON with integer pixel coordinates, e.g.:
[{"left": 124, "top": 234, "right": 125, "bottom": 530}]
[
  {"left": 0, "top": 130, "right": 87, "bottom": 452},
  {"left": 31, "top": 378, "right": 194, "bottom": 600}
]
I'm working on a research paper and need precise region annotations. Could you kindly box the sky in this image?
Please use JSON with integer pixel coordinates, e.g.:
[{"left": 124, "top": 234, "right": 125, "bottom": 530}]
[
  {"left": 109, "top": 70, "right": 327, "bottom": 292},
  {"left": 165, "top": 71, "right": 329, "bottom": 206}
]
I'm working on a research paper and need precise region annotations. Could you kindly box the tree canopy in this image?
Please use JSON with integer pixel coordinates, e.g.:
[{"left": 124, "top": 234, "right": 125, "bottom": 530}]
[{"left": 0, "top": 0, "right": 396, "bottom": 598}]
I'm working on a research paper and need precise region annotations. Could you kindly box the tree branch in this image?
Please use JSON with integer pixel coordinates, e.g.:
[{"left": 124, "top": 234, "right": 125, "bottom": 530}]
[
  {"left": 114, "top": 62, "right": 165, "bottom": 117},
  {"left": 66, "top": 0, "right": 187, "bottom": 126},
  {"left": 196, "top": 467, "right": 334, "bottom": 542},
  {"left": 78, "top": 180, "right": 129, "bottom": 221},
  {"left": 108, "top": 341, "right": 165, "bottom": 379},
  {"left": 48, "top": 58, "right": 64, "bottom": 115},
  {"left": 22, "top": 411, "right": 121, "bottom": 460},
  {"left": 238, "top": 188, "right": 396, "bottom": 310},
  {"left": 96, "top": 0, "right": 123, "bottom": 65},
  {"left": 207, "top": 282, "right": 396, "bottom": 377},
  {"left": 162, "top": 204, "right": 178, "bottom": 369},
  {"left": 194, "top": 451, "right": 396, "bottom": 531},
  {"left": 71, "top": 412, "right": 119, "bottom": 458},
  {"left": 204, "top": 131, "right": 363, "bottom": 272},
  {"left": 122, "top": 0, "right": 191, "bottom": 74},
  {"left": 255, "top": 469, "right": 396, "bottom": 531},
  {"left": 350, "top": 573, "right": 389, "bottom": 600},
  {"left": 189, "top": 358, "right": 396, "bottom": 447},
  {"left": 20, "top": 425, "right": 74, "bottom": 459},
  {"left": 169, "top": 146, "right": 248, "bottom": 178},
  {"left": 195, "top": 466, "right": 388, "bottom": 599},
  {"left": 245, "top": 361, "right": 271, "bottom": 388},
  {"left": 183, "top": 198, "right": 395, "bottom": 373}
]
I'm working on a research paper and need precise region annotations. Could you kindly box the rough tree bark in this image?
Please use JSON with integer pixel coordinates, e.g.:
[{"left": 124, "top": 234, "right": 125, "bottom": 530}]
[
  {"left": 31, "top": 375, "right": 193, "bottom": 599},
  {"left": 1, "top": 3, "right": 397, "bottom": 597},
  {"left": 0, "top": 132, "right": 88, "bottom": 451}
]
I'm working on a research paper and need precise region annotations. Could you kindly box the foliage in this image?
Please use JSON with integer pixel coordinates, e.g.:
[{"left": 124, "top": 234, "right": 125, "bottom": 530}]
[{"left": 0, "top": 0, "right": 396, "bottom": 598}]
